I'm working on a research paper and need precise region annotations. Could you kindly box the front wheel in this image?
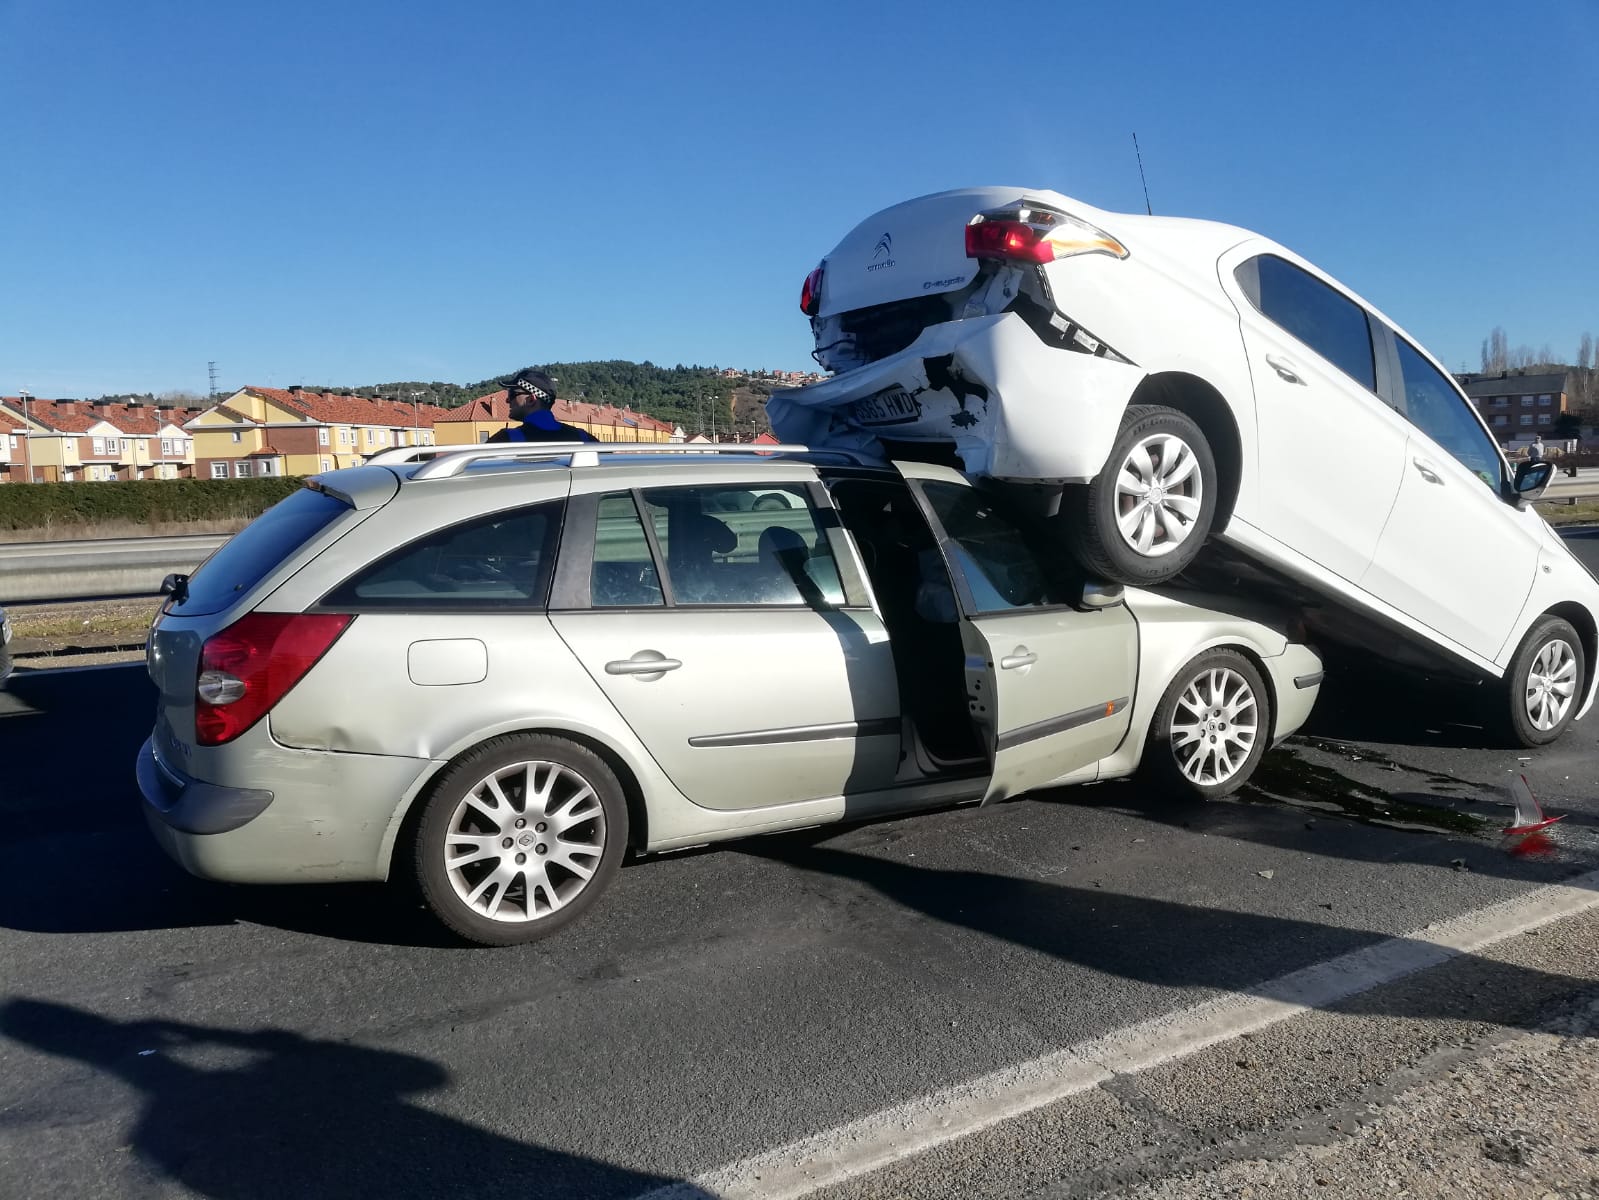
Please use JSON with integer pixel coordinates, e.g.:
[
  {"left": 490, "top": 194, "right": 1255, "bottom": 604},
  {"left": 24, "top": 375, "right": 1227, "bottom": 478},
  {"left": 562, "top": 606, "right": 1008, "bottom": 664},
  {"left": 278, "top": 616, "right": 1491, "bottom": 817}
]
[
  {"left": 1141, "top": 649, "right": 1271, "bottom": 800},
  {"left": 1068, "top": 404, "right": 1218, "bottom": 585},
  {"left": 413, "top": 734, "right": 628, "bottom": 946},
  {"left": 1494, "top": 616, "right": 1584, "bottom": 748}
]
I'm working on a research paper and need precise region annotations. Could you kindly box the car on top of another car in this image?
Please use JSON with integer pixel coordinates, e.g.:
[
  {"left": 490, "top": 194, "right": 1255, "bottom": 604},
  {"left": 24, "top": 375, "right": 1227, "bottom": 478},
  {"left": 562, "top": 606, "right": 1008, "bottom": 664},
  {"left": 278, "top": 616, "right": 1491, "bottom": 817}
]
[{"left": 770, "top": 186, "right": 1596, "bottom": 747}]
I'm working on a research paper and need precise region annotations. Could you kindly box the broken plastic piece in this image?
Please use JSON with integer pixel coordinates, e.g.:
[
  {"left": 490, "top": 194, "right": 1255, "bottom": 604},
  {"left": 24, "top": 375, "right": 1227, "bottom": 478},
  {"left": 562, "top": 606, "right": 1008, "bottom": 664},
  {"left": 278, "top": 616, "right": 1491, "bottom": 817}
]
[{"left": 1503, "top": 774, "right": 1566, "bottom": 836}]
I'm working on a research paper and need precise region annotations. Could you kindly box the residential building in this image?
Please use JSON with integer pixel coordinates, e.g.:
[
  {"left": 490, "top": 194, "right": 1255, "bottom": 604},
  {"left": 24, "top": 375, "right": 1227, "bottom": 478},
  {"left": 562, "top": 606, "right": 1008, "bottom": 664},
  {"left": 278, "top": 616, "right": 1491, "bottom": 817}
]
[
  {"left": 186, "top": 387, "right": 450, "bottom": 478},
  {"left": 0, "top": 406, "right": 31, "bottom": 483},
  {"left": 1457, "top": 371, "right": 1570, "bottom": 440},
  {"left": 0, "top": 397, "right": 197, "bottom": 482}
]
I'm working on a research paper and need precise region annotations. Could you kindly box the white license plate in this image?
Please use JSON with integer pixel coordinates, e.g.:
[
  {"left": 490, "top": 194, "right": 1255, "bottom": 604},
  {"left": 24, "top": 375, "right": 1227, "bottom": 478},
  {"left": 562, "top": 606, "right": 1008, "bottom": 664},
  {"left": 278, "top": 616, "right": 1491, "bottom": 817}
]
[{"left": 848, "top": 388, "right": 921, "bottom": 427}]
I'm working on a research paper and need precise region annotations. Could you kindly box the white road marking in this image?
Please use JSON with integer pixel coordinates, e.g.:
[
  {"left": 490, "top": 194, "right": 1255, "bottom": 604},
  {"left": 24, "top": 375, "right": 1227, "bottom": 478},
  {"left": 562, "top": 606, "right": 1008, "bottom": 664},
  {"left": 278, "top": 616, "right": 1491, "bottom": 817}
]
[{"left": 634, "top": 869, "right": 1599, "bottom": 1200}]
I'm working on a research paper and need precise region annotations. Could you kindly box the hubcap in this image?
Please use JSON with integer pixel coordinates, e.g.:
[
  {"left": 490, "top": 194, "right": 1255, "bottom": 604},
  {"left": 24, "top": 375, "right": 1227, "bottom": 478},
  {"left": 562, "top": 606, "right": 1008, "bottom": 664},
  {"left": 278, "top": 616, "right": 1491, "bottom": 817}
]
[
  {"left": 1525, "top": 638, "right": 1578, "bottom": 732},
  {"left": 1115, "top": 433, "right": 1204, "bottom": 558},
  {"left": 444, "top": 760, "right": 606, "bottom": 923},
  {"left": 1170, "top": 667, "right": 1258, "bottom": 786}
]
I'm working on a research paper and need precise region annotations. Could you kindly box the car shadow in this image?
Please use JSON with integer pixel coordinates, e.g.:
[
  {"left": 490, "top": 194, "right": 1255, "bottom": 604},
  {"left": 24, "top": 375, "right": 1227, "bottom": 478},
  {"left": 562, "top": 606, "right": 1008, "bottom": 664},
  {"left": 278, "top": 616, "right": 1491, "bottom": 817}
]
[
  {"left": 1298, "top": 663, "right": 1503, "bottom": 750},
  {"left": 0, "top": 998, "right": 713, "bottom": 1200},
  {"left": 737, "top": 838, "right": 1596, "bottom": 1035}
]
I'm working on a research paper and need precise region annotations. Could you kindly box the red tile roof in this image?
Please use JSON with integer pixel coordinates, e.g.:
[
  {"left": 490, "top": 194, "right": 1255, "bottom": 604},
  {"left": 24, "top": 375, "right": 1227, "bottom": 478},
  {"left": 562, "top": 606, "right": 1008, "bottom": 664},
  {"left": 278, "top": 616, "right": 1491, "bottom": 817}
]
[
  {"left": 0, "top": 398, "right": 200, "bottom": 435},
  {"left": 241, "top": 387, "right": 453, "bottom": 429},
  {"left": 435, "top": 390, "right": 677, "bottom": 435},
  {"left": 435, "top": 391, "right": 514, "bottom": 422}
]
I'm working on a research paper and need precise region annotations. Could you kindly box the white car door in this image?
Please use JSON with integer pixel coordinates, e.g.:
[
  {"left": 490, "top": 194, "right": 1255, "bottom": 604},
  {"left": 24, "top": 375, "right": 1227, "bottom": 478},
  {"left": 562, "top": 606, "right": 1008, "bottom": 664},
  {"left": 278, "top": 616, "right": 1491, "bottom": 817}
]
[
  {"left": 1361, "top": 329, "right": 1541, "bottom": 663},
  {"left": 1219, "top": 244, "right": 1411, "bottom": 584},
  {"left": 896, "top": 463, "right": 1138, "bottom": 805}
]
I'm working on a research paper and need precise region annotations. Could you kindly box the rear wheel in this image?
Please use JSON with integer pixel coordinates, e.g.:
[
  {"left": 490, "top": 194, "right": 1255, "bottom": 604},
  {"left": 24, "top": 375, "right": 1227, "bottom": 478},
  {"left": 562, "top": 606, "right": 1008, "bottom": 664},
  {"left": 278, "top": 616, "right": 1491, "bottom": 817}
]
[
  {"left": 1494, "top": 616, "right": 1584, "bottom": 748},
  {"left": 1141, "top": 649, "right": 1271, "bottom": 799},
  {"left": 413, "top": 734, "right": 627, "bottom": 946},
  {"left": 1069, "top": 404, "right": 1217, "bottom": 585}
]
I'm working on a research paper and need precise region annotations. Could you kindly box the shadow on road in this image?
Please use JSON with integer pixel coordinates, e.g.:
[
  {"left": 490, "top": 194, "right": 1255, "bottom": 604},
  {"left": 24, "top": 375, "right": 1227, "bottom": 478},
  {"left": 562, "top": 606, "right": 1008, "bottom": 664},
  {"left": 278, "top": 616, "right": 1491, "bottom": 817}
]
[
  {"left": 0, "top": 998, "right": 711, "bottom": 1200},
  {"left": 742, "top": 838, "right": 1596, "bottom": 1035}
]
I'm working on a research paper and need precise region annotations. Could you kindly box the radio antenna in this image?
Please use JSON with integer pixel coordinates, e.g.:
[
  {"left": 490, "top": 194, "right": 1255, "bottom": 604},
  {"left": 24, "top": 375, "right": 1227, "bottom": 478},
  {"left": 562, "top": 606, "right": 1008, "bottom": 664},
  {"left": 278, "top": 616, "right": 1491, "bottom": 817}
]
[{"left": 1133, "top": 132, "right": 1153, "bottom": 215}]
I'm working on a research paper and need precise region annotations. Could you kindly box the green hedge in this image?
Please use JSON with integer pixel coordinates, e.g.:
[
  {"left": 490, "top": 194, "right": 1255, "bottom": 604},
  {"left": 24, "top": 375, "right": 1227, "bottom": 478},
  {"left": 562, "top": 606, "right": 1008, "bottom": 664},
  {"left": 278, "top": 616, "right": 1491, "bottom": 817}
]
[{"left": 0, "top": 477, "right": 306, "bottom": 532}]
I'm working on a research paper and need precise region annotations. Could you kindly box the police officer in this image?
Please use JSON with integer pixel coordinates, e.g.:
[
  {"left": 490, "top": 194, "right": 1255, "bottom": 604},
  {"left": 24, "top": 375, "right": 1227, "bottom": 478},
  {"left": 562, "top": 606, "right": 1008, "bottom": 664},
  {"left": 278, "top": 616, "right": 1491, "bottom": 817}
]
[{"left": 488, "top": 368, "right": 597, "bottom": 444}]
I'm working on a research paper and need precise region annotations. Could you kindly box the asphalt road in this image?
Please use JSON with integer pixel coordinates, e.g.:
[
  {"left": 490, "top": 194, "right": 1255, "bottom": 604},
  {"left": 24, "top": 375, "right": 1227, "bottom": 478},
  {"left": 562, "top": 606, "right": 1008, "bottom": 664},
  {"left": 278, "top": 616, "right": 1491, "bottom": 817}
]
[{"left": 3, "top": 536, "right": 1599, "bottom": 1199}]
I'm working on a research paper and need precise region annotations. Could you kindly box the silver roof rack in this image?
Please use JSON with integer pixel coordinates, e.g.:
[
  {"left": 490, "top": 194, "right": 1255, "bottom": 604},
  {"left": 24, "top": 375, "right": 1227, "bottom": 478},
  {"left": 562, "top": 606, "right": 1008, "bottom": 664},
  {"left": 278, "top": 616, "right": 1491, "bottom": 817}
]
[{"left": 365, "top": 440, "right": 816, "bottom": 481}]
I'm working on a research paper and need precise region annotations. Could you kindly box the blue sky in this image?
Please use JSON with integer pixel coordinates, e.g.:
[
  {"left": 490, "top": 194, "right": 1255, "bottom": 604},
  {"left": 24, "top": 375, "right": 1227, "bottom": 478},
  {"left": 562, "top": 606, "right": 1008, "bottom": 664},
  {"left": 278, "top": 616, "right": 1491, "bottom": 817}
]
[{"left": 2, "top": 0, "right": 1595, "bottom": 398}]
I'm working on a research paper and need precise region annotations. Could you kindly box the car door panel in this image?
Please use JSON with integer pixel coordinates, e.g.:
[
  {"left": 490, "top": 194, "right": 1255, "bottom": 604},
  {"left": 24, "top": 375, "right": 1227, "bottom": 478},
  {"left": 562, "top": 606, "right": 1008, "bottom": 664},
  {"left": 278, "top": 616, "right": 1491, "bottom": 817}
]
[
  {"left": 1360, "top": 437, "right": 1537, "bottom": 660},
  {"left": 551, "top": 608, "right": 901, "bottom": 811},
  {"left": 1362, "top": 330, "right": 1541, "bottom": 662},
  {"left": 1219, "top": 244, "right": 1410, "bottom": 585},
  {"left": 549, "top": 484, "right": 902, "bottom": 812},
  {"left": 894, "top": 462, "right": 1138, "bottom": 804}
]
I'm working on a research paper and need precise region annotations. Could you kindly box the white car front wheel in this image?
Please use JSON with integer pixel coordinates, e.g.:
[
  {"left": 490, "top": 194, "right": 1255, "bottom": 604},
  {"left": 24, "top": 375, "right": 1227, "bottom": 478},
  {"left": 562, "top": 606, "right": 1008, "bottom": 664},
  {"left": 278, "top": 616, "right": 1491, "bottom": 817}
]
[{"left": 1070, "top": 404, "right": 1217, "bottom": 585}]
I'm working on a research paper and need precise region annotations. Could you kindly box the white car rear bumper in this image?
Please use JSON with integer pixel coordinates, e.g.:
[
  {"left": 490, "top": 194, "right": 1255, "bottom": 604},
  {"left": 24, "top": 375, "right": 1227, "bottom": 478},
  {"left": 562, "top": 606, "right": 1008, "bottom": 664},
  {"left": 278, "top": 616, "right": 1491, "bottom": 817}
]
[{"left": 768, "top": 312, "right": 1146, "bottom": 483}]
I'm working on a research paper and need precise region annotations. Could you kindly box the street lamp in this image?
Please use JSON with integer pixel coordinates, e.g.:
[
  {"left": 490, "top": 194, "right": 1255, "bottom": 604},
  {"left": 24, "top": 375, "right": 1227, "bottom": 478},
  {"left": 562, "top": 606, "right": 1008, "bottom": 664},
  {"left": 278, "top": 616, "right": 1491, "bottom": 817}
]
[
  {"left": 17, "top": 388, "right": 32, "bottom": 483},
  {"left": 408, "top": 390, "right": 425, "bottom": 446}
]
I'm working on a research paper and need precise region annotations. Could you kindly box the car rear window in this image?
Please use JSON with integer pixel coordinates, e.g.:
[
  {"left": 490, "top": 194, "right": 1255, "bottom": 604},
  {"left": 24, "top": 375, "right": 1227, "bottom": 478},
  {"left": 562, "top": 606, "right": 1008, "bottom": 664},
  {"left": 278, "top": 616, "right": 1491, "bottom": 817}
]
[
  {"left": 169, "top": 488, "right": 350, "bottom": 616},
  {"left": 326, "top": 502, "right": 563, "bottom": 608}
]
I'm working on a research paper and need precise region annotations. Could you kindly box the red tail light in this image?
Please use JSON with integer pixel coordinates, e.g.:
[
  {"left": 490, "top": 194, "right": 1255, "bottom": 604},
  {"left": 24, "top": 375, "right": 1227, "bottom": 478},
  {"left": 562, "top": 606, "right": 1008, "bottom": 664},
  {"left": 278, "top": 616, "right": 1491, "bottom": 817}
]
[
  {"left": 964, "top": 219, "right": 1056, "bottom": 264},
  {"left": 800, "top": 265, "right": 824, "bottom": 316},
  {"left": 195, "top": 612, "right": 353, "bottom": 746}
]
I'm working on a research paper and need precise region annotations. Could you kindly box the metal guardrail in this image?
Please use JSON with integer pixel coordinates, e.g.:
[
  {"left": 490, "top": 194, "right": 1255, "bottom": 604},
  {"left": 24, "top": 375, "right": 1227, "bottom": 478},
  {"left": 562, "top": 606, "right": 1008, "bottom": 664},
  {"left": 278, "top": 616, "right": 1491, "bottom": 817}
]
[{"left": 0, "top": 535, "right": 226, "bottom": 604}]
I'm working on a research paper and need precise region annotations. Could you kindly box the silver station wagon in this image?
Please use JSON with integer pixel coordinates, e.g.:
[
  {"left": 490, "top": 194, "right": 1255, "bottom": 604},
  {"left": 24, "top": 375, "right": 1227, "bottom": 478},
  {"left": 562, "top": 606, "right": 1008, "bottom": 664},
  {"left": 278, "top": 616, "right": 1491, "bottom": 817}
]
[{"left": 138, "top": 444, "right": 1323, "bottom": 945}]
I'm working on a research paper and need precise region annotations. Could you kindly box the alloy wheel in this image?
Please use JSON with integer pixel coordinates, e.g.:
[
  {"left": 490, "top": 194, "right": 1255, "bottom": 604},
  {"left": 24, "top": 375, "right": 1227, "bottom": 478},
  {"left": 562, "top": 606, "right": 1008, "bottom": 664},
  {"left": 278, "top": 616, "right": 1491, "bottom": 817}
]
[
  {"left": 443, "top": 759, "right": 607, "bottom": 924},
  {"left": 1525, "top": 638, "right": 1578, "bottom": 732},
  {"left": 1170, "top": 666, "right": 1259, "bottom": 786},
  {"left": 1114, "top": 432, "right": 1205, "bottom": 558}
]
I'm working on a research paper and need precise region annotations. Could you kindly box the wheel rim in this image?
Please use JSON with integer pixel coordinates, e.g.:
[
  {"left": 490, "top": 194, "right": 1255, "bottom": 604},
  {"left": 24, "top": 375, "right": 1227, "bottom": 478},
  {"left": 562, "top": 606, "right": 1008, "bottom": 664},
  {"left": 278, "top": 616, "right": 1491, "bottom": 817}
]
[
  {"left": 444, "top": 760, "right": 607, "bottom": 924},
  {"left": 1114, "top": 432, "right": 1204, "bottom": 558},
  {"left": 1525, "top": 638, "right": 1578, "bottom": 732},
  {"left": 1170, "top": 666, "right": 1259, "bottom": 786}
]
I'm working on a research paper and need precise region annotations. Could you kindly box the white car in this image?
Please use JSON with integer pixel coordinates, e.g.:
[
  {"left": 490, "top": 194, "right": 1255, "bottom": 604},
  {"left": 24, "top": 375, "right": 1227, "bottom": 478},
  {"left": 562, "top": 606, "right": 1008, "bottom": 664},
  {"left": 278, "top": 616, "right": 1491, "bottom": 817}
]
[{"left": 769, "top": 186, "right": 1596, "bottom": 746}]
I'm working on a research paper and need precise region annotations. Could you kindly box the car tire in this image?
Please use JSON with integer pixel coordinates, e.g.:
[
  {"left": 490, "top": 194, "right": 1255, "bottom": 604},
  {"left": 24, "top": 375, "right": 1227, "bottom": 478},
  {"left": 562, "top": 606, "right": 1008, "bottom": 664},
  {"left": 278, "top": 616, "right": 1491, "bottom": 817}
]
[
  {"left": 1493, "top": 616, "right": 1585, "bottom": 748},
  {"left": 1069, "top": 404, "right": 1217, "bottom": 585},
  {"left": 1140, "top": 648, "right": 1271, "bottom": 800},
  {"left": 413, "top": 733, "right": 629, "bottom": 946},
  {"left": 752, "top": 494, "right": 793, "bottom": 512}
]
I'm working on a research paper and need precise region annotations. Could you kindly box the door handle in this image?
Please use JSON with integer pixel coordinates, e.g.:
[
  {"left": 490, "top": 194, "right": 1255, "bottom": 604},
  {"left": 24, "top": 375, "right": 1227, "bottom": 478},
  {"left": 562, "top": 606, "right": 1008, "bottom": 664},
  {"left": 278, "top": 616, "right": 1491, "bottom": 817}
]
[
  {"left": 605, "top": 652, "right": 683, "bottom": 676},
  {"left": 1411, "top": 458, "right": 1445, "bottom": 486},
  {"left": 1000, "top": 647, "right": 1037, "bottom": 670},
  {"left": 1264, "top": 354, "right": 1305, "bottom": 385}
]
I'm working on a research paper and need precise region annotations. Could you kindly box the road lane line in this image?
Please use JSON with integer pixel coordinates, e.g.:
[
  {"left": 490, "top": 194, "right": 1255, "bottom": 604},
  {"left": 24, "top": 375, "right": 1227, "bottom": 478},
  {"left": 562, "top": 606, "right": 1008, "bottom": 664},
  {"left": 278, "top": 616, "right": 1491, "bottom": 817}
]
[{"left": 634, "top": 869, "right": 1599, "bottom": 1200}]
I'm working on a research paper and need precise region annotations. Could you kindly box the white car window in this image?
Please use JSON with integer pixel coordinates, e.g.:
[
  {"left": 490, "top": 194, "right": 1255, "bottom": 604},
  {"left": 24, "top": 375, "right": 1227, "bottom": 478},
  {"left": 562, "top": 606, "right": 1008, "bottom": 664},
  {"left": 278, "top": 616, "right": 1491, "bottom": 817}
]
[
  {"left": 1392, "top": 337, "right": 1503, "bottom": 491},
  {"left": 1237, "top": 255, "right": 1375, "bottom": 392}
]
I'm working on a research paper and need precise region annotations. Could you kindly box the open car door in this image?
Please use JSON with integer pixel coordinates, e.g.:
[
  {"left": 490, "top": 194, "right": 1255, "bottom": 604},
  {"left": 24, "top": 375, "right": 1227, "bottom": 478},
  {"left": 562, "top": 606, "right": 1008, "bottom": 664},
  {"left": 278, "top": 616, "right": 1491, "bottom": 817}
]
[{"left": 895, "top": 462, "right": 1139, "bottom": 805}]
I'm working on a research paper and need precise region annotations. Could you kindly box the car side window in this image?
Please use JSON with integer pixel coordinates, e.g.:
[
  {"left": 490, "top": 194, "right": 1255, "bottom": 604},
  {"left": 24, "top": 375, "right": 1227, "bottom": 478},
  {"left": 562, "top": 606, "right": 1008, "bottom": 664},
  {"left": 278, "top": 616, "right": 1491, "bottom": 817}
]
[
  {"left": 1392, "top": 337, "right": 1503, "bottom": 490},
  {"left": 328, "top": 502, "right": 561, "bottom": 607},
  {"left": 591, "top": 492, "right": 665, "bottom": 607},
  {"left": 637, "top": 484, "right": 845, "bottom": 607},
  {"left": 919, "top": 482, "right": 1077, "bottom": 612},
  {"left": 1236, "top": 254, "right": 1375, "bottom": 391}
]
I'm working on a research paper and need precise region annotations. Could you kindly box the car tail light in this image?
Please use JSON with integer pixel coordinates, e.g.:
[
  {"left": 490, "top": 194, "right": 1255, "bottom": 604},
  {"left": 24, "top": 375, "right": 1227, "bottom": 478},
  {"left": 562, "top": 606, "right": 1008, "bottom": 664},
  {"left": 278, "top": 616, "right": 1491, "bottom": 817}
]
[
  {"left": 195, "top": 612, "right": 353, "bottom": 746},
  {"left": 965, "top": 205, "right": 1128, "bottom": 264},
  {"left": 800, "top": 265, "right": 824, "bottom": 317}
]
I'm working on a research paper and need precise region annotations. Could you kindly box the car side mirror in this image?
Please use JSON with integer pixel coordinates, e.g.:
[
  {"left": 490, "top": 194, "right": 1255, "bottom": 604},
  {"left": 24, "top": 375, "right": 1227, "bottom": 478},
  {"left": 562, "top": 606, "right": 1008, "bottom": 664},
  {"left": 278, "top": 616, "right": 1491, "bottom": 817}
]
[
  {"left": 1079, "top": 580, "right": 1125, "bottom": 610},
  {"left": 1512, "top": 460, "right": 1554, "bottom": 505}
]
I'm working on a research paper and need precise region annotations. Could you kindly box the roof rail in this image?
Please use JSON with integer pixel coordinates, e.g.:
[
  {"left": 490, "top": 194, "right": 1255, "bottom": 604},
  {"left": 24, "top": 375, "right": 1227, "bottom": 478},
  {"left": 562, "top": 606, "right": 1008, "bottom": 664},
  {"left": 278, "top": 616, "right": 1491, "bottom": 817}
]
[{"left": 368, "top": 440, "right": 816, "bottom": 481}]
